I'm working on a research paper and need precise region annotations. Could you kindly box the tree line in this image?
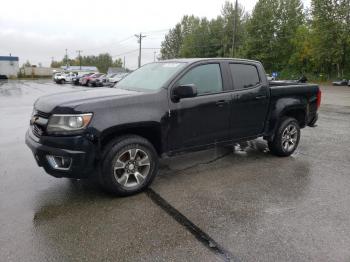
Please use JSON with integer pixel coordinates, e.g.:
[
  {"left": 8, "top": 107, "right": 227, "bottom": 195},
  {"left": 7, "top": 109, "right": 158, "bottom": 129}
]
[
  {"left": 51, "top": 53, "right": 123, "bottom": 73},
  {"left": 160, "top": 0, "right": 350, "bottom": 80}
]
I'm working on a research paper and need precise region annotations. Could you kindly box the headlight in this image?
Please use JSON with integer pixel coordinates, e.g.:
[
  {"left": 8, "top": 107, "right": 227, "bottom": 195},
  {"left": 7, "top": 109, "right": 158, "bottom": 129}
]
[{"left": 47, "top": 113, "right": 93, "bottom": 133}]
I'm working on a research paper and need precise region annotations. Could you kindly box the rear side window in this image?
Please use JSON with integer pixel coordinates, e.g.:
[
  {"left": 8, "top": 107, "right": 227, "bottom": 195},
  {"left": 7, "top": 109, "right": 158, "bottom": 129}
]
[
  {"left": 229, "top": 63, "right": 260, "bottom": 89},
  {"left": 178, "top": 64, "right": 223, "bottom": 95}
]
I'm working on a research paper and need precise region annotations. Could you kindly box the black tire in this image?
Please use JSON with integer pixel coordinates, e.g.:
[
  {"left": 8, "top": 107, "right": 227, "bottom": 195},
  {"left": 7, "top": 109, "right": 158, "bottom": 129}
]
[
  {"left": 268, "top": 117, "right": 300, "bottom": 157},
  {"left": 99, "top": 135, "right": 159, "bottom": 196},
  {"left": 60, "top": 79, "right": 65, "bottom": 84}
]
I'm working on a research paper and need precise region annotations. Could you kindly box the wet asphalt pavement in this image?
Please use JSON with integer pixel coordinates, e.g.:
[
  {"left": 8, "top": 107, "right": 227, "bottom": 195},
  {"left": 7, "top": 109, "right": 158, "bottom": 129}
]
[{"left": 0, "top": 80, "right": 349, "bottom": 261}]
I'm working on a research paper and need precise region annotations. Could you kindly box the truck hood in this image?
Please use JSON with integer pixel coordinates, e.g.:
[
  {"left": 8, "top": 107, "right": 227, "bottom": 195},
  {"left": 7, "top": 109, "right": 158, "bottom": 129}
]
[{"left": 35, "top": 88, "right": 141, "bottom": 113}]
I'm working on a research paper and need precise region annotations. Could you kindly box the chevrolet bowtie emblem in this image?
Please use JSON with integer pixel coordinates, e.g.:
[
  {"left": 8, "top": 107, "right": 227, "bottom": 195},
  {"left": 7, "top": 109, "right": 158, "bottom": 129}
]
[{"left": 30, "top": 116, "right": 39, "bottom": 125}]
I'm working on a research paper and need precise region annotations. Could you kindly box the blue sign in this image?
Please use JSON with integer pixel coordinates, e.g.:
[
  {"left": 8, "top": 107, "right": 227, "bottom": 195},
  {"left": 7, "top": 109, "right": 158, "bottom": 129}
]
[{"left": 272, "top": 72, "right": 278, "bottom": 78}]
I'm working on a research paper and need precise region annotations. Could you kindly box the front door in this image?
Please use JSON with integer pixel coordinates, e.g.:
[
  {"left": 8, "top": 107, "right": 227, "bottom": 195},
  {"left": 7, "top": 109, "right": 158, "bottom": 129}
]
[{"left": 168, "top": 63, "right": 231, "bottom": 152}]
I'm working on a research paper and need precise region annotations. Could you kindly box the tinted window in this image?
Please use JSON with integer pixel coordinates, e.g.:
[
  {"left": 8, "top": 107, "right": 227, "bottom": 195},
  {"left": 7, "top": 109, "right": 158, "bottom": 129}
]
[
  {"left": 230, "top": 63, "right": 260, "bottom": 89},
  {"left": 178, "top": 64, "right": 223, "bottom": 95}
]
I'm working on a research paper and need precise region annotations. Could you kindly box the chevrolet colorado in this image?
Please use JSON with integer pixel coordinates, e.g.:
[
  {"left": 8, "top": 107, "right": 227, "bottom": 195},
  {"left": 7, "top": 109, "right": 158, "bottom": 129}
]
[{"left": 26, "top": 58, "right": 321, "bottom": 196}]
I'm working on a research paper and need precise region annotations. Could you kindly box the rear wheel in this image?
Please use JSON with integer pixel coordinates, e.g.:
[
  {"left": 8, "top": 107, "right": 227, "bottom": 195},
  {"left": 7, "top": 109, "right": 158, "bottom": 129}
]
[
  {"left": 99, "top": 135, "right": 158, "bottom": 196},
  {"left": 268, "top": 117, "right": 300, "bottom": 157}
]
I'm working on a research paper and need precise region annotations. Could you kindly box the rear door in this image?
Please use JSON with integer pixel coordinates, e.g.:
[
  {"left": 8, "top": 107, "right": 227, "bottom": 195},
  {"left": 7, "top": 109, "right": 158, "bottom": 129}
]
[
  {"left": 228, "top": 62, "right": 269, "bottom": 139},
  {"left": 168, "top": 62, "right": 232, "bottom": 152}
]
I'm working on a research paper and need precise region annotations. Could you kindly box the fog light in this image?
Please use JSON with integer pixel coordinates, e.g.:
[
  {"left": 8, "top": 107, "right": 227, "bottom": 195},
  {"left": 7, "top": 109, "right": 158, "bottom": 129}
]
[{"left": 46, "top": 155, "right": 72, "bottom": 170}]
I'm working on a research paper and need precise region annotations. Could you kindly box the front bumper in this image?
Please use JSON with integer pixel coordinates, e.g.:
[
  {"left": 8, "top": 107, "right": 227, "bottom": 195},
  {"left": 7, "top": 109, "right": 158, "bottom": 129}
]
[{"left": 25, "top": 130, "right": 97, "bottom": 178}]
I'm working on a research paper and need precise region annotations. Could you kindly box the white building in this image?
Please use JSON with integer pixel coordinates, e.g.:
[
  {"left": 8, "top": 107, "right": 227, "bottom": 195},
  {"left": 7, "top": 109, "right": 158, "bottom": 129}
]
[
  {"left": 22, "top": 66, "right": 56, "bottom": 77},
  {"left": 0, "top": 56, "right": 19, "bottom": 78}
]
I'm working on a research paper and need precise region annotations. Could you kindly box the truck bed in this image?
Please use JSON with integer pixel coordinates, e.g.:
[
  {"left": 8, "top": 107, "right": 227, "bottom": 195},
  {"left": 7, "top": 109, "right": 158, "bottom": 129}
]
[{"left": 269, "top": 81, "right": 319, "bottom": 97}]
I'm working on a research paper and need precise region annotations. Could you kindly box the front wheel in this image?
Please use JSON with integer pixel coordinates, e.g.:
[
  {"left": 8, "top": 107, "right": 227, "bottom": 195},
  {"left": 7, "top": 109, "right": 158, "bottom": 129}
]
[
  {"left": 99, "top": 135, "right": 159, "bottom": 196},
  {"left": 268, "top": 117, "right": 300, "bottom": 157}
]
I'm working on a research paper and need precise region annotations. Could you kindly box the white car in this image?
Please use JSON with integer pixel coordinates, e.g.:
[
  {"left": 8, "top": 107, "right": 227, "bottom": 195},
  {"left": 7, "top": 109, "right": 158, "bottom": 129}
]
[
  {"left": 108, "top": 72, "right": 128, "bottom": 85},
  {"left": 266, "top": 74, "right": 275, "bottom": 81},
  {"left": 53, "top": 72, "right": 63, "bottom": 81},
  {"left": 54, "top": 72, "right": 77, "bottom": 84}
]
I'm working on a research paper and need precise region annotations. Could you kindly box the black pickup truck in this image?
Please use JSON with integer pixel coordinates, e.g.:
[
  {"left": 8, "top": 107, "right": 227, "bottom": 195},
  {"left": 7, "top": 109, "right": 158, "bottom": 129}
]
[{"left": 26, "top": 58, "right": 321, "bottom": 196}]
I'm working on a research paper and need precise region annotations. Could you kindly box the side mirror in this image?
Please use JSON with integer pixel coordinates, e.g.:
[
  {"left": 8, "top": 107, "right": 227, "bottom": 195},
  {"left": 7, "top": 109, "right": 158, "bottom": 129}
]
[{"left": 172, "top": 84, "right": 197, "bottom": 102}]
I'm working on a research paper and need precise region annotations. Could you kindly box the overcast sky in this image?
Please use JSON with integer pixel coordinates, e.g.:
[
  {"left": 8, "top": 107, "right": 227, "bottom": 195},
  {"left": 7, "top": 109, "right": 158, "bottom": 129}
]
[{"left": 0, "top": 0, "right": 310, "bottom": 70}]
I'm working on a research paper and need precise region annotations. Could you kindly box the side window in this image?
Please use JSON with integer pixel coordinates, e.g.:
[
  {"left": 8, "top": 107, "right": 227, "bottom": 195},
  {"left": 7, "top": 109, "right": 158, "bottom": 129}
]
[
  {"left": 229, "top": 63, "right": 260, "bottom": 90},
  {"left": 178, "top": 64, "right": 223, "bottom": 95}
]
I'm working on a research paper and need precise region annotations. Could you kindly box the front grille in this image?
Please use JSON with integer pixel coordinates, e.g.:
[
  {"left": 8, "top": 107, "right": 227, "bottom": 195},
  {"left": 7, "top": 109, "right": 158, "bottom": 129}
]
[
  {"left": 32, "top": 124, "right": 43, "bottom": 138},
  {"left": 36, "top": 110, "right": 50, "bottom": 118},
  {"left": 31, "top": 110, "right": 49, "bottom": 138}
]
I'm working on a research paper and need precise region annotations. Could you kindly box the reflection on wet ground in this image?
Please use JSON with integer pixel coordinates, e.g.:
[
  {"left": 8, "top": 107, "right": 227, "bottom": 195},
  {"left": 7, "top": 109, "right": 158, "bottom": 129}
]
[
  {"left": 0, "top": 80, "right": 350, "bottom": 261},
  {"left": 0, "top": 79, "right": 22, "bottom": 96}
]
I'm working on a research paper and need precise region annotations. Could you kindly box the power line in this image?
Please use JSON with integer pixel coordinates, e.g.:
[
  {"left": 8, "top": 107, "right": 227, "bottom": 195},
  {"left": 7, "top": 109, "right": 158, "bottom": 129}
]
[
  {"left": 113, "top": 49, "right": 139, "bottom": 57},
  {"left": 83, "top": 35, "right": 136, "bottom": 52}
]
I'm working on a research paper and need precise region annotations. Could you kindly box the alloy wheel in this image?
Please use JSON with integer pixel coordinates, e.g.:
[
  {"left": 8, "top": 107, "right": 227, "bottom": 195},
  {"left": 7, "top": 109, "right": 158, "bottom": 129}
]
[
  {"left": 281, "top": 124, "right": 298, "bottom": 152},
  {"left": 113, "top": 148, "right": 151, "bottom": 188}
]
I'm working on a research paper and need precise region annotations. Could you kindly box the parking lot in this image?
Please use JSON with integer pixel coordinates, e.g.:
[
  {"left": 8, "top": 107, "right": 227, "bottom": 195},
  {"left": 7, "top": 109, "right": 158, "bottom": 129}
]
[{"left": 0, "top": 80, "right": 349, "bottom": 261}]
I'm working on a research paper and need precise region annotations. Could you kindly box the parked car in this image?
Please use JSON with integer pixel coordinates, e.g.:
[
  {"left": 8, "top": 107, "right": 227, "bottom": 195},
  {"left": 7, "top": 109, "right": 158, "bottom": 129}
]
[
  {"left": 108, "top": 72, "right": 128, "bottom": 85},
  {"left": 88, "top": 74, "right": 107, "bottom": 87},
  {"left": 79, "top": 73, "right": 104, "bottom": 86},
  {"left": 72, "top": 73, "right": 94, "bottom": 85},
  {"left": 0, "top": 74, "right": 9, "bottom": 80},
  {"left": 26, "top": 58, "right": 321, "bottom": 196},
  {"left": 54, "top": 72, "right": 77, "bottom": 84},
  {"left": 52, "top": 72, "right": 63, "bottom": 81},
  {"left": 266, "top": 74, "right": 275, "bottom": 81},
  {"left": 332, "top": 79, "right": 348, "bottom": 86}
]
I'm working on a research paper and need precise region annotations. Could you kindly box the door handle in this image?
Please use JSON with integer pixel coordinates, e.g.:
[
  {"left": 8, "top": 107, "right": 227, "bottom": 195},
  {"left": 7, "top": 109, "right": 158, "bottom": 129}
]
[
  {"left": 255, "top": 95, "right": 266, "bottom": 100},
  {"left": 216, "top": 100, "right": 229, "bottom": 107}
]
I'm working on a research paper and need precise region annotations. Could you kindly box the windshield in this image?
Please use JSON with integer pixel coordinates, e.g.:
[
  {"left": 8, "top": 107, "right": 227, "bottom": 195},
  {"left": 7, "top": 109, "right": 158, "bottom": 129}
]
[{"left": 116, "top": 62, "right": 186, "bottom": 91}]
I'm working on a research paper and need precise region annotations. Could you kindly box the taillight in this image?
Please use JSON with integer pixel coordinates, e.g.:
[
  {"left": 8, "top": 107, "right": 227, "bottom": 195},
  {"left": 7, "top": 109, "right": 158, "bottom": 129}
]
[{"left": 317, "top": 89, "right": 322, "bottom": 109}]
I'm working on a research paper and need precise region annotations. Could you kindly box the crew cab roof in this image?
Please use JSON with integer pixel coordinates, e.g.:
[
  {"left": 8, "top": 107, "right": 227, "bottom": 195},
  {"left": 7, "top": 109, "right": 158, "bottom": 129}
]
[{"left": 159, "top": 58, "right": 260, "bottom": 65}]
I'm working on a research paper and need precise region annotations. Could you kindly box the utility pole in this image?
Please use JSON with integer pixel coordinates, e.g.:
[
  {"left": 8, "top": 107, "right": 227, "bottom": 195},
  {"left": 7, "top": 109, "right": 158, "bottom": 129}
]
[
  {"left": 51, "top": 57, "right": 54, "bottom": 66},
  {"left": 65, "top": 48, "right": 68, "bottom": 69},
  {"left": 231, "top": 0, "right": 238, "bottom": 57},
  {"left": 135, "top": 33, "right": 146, "bottom": 68},
  {"left": 76, "top": 50, "right": 83, "bottom": 70},
  {"left": 153, "top": 51, "right": 156, "bottom": 62},
  {"left": 123, "top": 56, "right": 126, "bottom": 70}
]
